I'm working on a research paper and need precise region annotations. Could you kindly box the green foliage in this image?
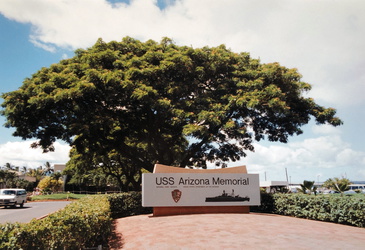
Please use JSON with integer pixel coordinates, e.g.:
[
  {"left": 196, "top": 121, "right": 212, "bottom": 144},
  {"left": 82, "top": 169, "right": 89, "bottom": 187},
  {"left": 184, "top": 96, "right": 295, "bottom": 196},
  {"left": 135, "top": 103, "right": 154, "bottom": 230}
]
[
  {"left": 0, "top": 192, "right": 152, "bottom": 249},
  {"left": 0, "top": 223, "right": 22, "bottom": 249},
  {"left": 37, "top": 176, "right": 63, "bottom": 193},
  {"left": 323, "top": 177, "right": 351, "bottom": 195},
  {"left": 65, "top": 148, "right": 142, "bottom": 191},
  {"left": 297, "top": 180, "right": 317, "bottom": 195},
  {"left": 0, "top": 168, "right": 33, "bottom": 190},
  {"left": 272, "top": 194, "right": 365, "bottom": 227},
  {"left": 1, "top": 37, "right": 342, "bottom": 189},
  {"left": 107, "top": 191, "right": 152, "bottom": 218},
  {"left": 0, "top": 195, "right": 112, "bottom": 249},
  {"left": 251, "top": 192, "right": 275, "bottom": 213}
]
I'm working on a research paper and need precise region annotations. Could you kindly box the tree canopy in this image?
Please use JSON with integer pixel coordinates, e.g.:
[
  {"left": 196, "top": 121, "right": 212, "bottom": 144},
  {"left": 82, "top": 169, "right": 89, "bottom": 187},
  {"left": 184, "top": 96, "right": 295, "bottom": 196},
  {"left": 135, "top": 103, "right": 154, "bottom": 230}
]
[{"left": 1, "top": 37, "right": 342, "bottom": 186}]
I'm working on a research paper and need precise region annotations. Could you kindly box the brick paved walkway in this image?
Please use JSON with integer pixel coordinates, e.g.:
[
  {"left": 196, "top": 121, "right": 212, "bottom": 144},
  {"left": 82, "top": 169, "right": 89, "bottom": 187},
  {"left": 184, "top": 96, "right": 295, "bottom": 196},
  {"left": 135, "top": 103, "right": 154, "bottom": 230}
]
[{"left": 110, "top": 213, "right": 365, "bottom": 249}]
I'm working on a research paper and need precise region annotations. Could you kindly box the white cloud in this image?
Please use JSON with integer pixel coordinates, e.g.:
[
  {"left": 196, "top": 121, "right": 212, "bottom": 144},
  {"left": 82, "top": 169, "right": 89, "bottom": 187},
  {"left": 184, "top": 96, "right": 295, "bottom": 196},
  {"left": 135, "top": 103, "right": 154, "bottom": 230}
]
[
  {"left": 61, "top": 53, "right": 70, "bottom": 60},
  {"left": 1, "top": 0, "right": 364, "bottom": 181},
  {"left": 0, "top": 0, "right": 364, "bottom": 106},
  {"left": 30, "top": 35, "right": 56, "bottom": 52},
  {"left": 311, "top": 124, "right": 342, "bottom": 135},
  {"left": 0, "top": 141, "right": 70, "bottom": 169},
  {"left": 228, "top": 134, "right": 365, "bottom": 183}
]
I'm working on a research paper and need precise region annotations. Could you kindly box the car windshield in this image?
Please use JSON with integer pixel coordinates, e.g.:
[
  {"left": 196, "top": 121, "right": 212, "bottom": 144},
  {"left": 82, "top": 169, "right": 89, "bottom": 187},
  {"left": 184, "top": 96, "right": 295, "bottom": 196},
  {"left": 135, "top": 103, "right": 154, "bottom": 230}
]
[{"left": 2, "top": 190, "right": 16, "bottom": 195}]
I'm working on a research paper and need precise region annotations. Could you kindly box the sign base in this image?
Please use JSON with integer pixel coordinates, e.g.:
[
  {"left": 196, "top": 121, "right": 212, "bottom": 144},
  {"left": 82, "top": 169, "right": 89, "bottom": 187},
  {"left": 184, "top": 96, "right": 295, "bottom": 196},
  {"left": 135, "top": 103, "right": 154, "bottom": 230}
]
[{"left": 152, "top": 164, "right": 250, "bottom": 216}]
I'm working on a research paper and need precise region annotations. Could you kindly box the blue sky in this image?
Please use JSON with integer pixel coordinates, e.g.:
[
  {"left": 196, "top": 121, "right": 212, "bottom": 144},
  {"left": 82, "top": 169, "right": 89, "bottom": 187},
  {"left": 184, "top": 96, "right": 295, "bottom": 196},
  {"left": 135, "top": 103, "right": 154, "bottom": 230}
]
[{"left": 0, "top": 0, "right": 364, "bottom": 183}]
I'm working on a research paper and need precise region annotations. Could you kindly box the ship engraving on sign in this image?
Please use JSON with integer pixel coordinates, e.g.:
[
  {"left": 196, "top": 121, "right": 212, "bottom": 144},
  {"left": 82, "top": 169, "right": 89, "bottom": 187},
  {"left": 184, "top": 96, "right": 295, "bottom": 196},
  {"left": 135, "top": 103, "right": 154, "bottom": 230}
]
[
  {"left": 171, "top": 189, "right": 182, "bottom": 203},
  {"left": 205, "top": 189, "right": 250, "bottom": 202}
]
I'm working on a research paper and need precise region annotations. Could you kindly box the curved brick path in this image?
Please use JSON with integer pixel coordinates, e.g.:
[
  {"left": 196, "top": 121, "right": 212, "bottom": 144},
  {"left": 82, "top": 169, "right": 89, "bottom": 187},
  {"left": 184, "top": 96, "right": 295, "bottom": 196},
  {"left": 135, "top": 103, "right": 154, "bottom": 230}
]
[{"left": 110, "top": 213, "right": 365, "bottom": 249}]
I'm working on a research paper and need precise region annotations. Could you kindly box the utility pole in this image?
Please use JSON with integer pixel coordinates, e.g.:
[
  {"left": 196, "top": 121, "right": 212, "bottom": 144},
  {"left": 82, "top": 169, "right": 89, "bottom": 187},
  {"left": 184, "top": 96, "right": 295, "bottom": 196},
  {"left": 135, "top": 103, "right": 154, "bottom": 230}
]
[{"left": 285, "top": 168, "right": 289, "bottom": 183}]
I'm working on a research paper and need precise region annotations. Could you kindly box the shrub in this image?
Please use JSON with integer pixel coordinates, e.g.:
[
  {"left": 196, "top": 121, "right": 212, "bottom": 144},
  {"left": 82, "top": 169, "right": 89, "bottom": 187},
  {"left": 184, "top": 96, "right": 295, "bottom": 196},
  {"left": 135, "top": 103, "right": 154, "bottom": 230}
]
[
  {"left": 0, "top": 223, "right": 22, "bottom": 249},
  {"left": 37, "top": 176, "right": 63, "bottom": 193},
  {"left": 272, "top": 194, "right": 365, "bottom": 227},
  {"left": 250, "top": 192, "right": 275, "bottom": 213},
  {"left": 251, "top": 193, "right": 364, "bottom": 228},
  {"left": 107, "top": 191, "right": 152, "bottom": 218},
  {"left": 1, "top": 195, "right": 112, "bottom": 249},
  {"left": 0, "top": 192, "right": 153, "bottom": 249}
]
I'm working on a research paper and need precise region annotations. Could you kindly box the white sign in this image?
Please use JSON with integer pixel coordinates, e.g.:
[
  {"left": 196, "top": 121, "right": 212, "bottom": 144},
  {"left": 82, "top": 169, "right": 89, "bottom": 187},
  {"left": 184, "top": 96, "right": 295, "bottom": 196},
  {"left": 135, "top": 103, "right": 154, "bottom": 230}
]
[{"left": 142, "top": 173, "right": 260, "bottom": 207}]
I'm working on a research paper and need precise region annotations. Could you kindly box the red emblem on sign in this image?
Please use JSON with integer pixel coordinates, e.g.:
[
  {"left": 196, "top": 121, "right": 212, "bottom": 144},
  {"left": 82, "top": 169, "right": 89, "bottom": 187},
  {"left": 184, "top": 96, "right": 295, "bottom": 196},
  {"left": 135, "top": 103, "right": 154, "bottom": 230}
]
[{"left": 171, "top": 189, "right": 182, "bottom": 203}]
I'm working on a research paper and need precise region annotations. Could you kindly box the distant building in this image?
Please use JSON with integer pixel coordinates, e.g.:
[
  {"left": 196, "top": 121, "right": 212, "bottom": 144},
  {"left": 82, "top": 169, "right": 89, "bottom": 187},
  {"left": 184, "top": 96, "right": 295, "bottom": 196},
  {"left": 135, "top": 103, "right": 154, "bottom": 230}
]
[
  {"left": 260, "top": 181, "right": 289, "bottom": 193},
  {"left": 9, "top": 170, "right": 36, "bottom": 182},
  {"left": 53, "top": 164, "right": 67, "bottom": 192},
  {"left": 18, "top": 173, "right": 36, "bottom": 183},
  {"left": 54, "top": 164, "right": 66, "bottom": 173}
]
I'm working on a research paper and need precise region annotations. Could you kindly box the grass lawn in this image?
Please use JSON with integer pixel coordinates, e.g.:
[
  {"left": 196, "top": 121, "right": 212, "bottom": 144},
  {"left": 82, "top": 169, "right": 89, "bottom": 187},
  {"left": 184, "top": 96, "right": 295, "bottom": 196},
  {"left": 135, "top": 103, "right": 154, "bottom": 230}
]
[{"left": 30, "top": 193, "right": 87, "bottom": 201}]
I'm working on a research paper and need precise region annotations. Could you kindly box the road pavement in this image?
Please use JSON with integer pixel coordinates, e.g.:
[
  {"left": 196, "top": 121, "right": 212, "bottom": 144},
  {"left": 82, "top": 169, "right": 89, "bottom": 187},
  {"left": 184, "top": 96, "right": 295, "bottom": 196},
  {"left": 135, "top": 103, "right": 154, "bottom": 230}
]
[{"left": 0, "top": 201, "right": 71, "bottom": 223}]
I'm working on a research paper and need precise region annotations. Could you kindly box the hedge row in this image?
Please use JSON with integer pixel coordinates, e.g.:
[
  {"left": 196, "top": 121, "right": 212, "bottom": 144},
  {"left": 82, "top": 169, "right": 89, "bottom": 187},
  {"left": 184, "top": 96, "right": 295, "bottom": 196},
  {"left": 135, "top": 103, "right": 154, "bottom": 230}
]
[
  {"left": 107, "top": 191, "right": 152, "bottom": 218},
  {"left": 1, "top": 195, "right": 111, "bottom": 249},
  {"left": 252, "top": 193, "right": 365, "bottom": 228},
  {"left": 4, "top": 191, "right": 362, "bottom": 248},
  {"left": 0, "top": 192, "right": 151, "bottom": 249}
]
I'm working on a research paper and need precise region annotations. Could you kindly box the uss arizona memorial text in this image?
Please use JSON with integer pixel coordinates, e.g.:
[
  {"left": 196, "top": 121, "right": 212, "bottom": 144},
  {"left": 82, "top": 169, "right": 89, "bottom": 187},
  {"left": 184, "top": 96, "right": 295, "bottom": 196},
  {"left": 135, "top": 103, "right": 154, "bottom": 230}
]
[{"left": 156, "top": 177, "right": 250, "bottom": 186}]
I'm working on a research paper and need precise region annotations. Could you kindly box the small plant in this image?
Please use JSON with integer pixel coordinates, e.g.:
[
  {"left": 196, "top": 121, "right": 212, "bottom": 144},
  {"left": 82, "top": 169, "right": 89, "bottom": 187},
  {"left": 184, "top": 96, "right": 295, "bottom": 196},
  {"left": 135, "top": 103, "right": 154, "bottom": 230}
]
[
  {"left": 297, "top": 180, "right": 317, "bottom": 195},
  {"left": 323, "top": 177, "right": 351, "bottom": 196},
  {"left": 107, "top": 191, "right": 152, "bottom": 218}
]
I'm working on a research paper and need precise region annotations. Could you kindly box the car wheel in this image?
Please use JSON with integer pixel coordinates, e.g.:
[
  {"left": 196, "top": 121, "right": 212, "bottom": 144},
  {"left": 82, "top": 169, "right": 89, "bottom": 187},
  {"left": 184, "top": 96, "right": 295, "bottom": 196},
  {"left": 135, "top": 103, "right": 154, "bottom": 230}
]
[
  {"left": 12, "top": 202, "right": 17, "bottom": 208},
  {"left": 20, "top": 201, "right": 24, "bottom": 208}
]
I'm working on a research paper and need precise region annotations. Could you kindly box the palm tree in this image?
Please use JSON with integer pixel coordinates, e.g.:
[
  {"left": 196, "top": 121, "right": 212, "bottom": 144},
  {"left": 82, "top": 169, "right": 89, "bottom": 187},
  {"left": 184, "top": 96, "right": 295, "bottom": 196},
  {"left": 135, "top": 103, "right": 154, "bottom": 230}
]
[
  {"left": 0, "top": 169, "right": 6, "bottom": 188},
  {"left": 28, "top": 168, "right": 44, "bottom": 184},
  {"left": 333, "top": 182, "right": 350, "bottom": 195},
  {"left": 4, "top": 162, "right": 14, "bottom": 170},
  {"left": 2, "top": 171, "right": 17, "bottom": 188},
  {"left": 21, "top": 166, "right": 28, "bottom": 174},
  {"left": 323, "top": 177, "right": 351, "bottom": 195},
  {"left": 43, "top": 162, "right": 54, "bottom": 176},
  {"left": 51, "top": 172, "right": 62, "bottom": 181},
  {"left": 297, "top": 180, "right": 317, "bottom": 195}
]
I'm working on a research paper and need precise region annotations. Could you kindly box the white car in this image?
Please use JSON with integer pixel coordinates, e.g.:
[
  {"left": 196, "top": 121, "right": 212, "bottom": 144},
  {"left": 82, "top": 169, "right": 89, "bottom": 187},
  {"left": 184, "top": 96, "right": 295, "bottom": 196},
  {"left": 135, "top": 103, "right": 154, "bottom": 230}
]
[{"left": 0, "top": 188, "right": 27, "bottom": 208}]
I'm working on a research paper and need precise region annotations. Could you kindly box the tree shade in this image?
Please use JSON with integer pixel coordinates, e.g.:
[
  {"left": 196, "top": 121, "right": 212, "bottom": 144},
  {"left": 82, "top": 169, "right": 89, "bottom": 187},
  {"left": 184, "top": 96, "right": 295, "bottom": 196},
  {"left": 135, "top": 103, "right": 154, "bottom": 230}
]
[{"left": 1, "top": 37, "right": 342, "bottom": 188}]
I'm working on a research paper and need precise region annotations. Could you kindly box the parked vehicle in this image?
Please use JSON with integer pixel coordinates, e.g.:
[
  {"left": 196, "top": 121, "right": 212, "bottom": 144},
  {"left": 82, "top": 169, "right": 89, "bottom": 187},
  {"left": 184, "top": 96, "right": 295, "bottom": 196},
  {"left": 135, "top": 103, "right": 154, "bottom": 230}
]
[{"left": 0, "top": 188, "right": 27, "bottom": 208}]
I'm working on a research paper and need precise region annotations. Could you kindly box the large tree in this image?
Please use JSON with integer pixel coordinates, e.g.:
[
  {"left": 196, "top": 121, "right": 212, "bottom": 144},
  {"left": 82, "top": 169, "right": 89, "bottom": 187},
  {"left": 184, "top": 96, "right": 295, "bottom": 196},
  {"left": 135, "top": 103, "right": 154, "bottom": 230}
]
[{"left": 1, "top": 37, "right": 342, "bottom": 188}]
